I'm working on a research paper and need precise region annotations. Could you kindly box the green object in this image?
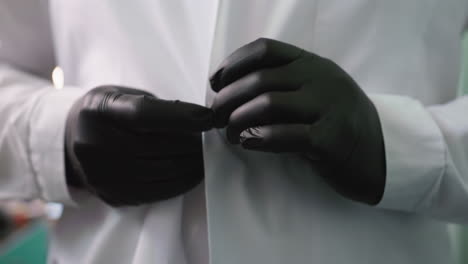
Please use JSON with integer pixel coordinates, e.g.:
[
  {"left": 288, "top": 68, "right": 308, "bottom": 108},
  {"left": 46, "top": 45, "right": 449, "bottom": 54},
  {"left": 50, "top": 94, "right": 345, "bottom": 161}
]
[{"left": 0, "top": 221, "right": 48, "bottom": 264}]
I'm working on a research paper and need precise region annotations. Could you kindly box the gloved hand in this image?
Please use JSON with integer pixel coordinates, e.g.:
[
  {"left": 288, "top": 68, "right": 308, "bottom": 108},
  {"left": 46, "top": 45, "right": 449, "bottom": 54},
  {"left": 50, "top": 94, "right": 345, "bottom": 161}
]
[
  {"left": 65, "top": 86, "right": 213, "bottom": 206},
  {"left": 210, "top": 38, "right": 386, "bottom": 205}
]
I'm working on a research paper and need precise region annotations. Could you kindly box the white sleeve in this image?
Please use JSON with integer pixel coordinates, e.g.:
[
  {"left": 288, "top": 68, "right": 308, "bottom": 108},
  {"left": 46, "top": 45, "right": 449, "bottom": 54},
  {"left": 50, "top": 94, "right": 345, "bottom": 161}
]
[
  {"left": 370, "top": 94, "right": 468, "bottom": 224},
  {"left": 0, "top": 0, "right": 83, "bottom": 205}
]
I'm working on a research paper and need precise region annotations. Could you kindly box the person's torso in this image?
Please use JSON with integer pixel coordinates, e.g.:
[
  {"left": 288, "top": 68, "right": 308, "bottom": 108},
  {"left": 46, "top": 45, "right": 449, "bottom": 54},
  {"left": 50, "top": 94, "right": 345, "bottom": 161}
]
[{"left": 48, "top": 1, "right": 467, "bottom": 263}]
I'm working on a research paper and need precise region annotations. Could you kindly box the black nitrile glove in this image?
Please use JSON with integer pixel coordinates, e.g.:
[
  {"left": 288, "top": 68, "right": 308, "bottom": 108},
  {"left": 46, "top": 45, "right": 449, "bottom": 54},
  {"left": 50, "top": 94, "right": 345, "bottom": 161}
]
[
  {"left": 65, "top": 86, "right": 213, "bottom": 206},
  {"left": 210, "top": 38, "right": 386, "bottom": 205}
]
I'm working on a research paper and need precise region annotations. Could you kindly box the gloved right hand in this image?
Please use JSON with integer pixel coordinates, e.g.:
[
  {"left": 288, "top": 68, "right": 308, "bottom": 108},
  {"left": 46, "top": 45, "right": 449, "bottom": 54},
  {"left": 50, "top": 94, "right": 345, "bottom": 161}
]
[{"left": 65, "top": 86, "right": 213, "bottom": 206}]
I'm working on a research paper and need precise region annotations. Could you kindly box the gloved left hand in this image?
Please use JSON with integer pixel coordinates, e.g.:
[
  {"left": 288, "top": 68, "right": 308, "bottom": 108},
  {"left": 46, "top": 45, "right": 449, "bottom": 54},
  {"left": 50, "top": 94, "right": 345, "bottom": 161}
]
[{"left": 210, "top": 38, "right": 386, "bottom": 205}]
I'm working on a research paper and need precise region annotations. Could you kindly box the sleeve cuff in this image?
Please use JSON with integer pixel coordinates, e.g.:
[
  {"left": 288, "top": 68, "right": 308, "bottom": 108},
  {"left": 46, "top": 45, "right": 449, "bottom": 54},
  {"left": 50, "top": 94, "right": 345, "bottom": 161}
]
[
  {"left": 29, "top": 87, "right": 84, "bottom": 206},
  {"left": 369, "top": 94, "right": 447, "bottom": 211}
]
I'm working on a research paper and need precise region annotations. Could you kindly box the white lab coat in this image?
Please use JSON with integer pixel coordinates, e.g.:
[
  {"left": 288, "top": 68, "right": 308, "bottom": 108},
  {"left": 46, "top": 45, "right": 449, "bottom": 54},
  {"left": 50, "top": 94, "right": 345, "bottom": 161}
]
[{"left": 1, "top": 0, "right": 468, "bottom": 263}]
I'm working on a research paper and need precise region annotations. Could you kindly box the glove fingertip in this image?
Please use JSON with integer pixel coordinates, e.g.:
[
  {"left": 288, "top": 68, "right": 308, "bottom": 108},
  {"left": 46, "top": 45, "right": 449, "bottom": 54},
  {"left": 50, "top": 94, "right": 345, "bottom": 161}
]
[
  {"left": 209, "top": 67, "right": 224, "bottom": 92},
  {"left": 191, "top": 108, "right": 215, "bottom": 131},
  {"left": 212, "top": 112, "right": 228, "bottom": 128}
]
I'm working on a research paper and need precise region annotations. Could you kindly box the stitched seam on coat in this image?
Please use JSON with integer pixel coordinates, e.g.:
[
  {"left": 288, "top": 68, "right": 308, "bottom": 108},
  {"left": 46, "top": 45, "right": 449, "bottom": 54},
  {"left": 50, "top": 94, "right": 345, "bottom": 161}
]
[
  {"left": 412, "top": 129, "right": 448, "bottom": 211},
  {"left": 26, "top": 88, "right": 51, "bottom": 200},
  {"left": 129, "top": 206, "right": 153, "bottom": 264},
  {"left": 310, "top": 0, "right": 320, "bottom": 51}
]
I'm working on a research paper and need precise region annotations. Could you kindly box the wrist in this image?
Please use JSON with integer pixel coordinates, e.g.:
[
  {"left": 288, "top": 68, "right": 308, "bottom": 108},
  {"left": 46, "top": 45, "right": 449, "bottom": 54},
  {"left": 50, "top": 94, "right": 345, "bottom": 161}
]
[{"left": 64, "top": 143, "right": 85, "bottom": 188}]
